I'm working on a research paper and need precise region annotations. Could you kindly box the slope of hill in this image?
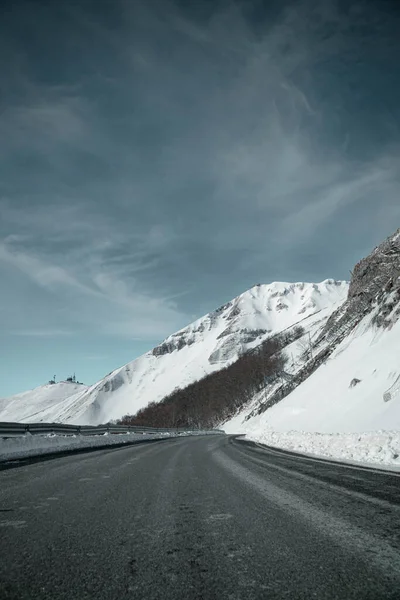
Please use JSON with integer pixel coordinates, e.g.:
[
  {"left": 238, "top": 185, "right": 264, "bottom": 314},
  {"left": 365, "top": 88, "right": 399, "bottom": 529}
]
[
  {"left": 0, "top": 382, "right": 88, "bottom": 424},
  {"left": 0, "top": 280, "right": 348, "bottom": 425},
  {"left": 225, "top": 227, "right": 400, "bottom": 451}
]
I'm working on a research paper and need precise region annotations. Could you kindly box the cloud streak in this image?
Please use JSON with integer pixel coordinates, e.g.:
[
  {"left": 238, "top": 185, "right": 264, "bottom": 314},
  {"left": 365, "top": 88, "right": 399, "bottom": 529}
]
[
  {"left": 0, "top": 213, "right": 188, "bottom": 339},
  {"left": 11, "top": 329, "right": 75, "bottom": 337}
]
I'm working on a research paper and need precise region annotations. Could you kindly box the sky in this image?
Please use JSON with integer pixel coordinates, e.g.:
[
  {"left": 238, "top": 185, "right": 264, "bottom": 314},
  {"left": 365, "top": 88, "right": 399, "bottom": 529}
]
[{"left": 1, "top": 0, "right": 400, "bottom": 397}]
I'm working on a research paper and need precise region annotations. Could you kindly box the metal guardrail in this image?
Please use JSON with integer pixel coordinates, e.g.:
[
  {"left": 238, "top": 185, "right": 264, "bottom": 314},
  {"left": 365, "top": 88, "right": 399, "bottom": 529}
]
[{"left": 0, "top": 421, "right": 225, "bottom": 438}]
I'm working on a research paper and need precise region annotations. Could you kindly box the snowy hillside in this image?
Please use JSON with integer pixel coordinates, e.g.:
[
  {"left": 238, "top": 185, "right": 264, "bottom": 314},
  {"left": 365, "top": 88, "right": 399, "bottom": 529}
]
[
  {"left": 0, "top": 280, "right": 348, "bottom": 425},
  {"left": 224, "top": 228, "right": 400, "bottom": 465},
  {"left": 0, "top": 382, "right": 88, "bottom": 423},
  {"left": 225, "top": 307, "right": 400, "bottom": 434}
]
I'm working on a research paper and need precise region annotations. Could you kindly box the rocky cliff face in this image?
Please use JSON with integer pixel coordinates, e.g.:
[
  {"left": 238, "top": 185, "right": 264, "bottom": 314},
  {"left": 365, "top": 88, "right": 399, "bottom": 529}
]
[
  {"left": 319, "top": 227, "right": 400, "bottom": 343},
  {"left": 349, "top": 229, "right": 400, "bottom": 301},
  {"left": 358, "top": 229, "right": 400, "bottom": 328}
]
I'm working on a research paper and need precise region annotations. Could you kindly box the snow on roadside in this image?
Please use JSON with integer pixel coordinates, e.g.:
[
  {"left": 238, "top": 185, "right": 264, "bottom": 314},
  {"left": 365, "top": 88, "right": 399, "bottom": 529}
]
[
  {"left": 246, "top": 430, "right": 400, "bottom": 470},
  {"left": 0, "top": 432, "right": 174, "bottom": 462}
]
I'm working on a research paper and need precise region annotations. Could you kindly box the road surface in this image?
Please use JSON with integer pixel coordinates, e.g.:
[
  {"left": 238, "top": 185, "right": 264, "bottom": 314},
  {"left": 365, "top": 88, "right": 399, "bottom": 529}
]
[{"left": 1, "top": 435, "right": 400, "bottom": 599}]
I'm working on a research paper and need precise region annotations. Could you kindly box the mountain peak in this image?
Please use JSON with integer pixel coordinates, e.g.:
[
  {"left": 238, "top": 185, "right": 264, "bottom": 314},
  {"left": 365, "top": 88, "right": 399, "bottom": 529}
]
[{"left": 0, "top": 279, "right": 348, "bottom": 426}]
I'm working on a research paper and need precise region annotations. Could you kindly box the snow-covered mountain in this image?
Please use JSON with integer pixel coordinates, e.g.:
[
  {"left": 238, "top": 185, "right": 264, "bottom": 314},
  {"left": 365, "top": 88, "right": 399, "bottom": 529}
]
[
  {"left": 0, "top": 382, "right": 89, "bottom": 424},
  {"left": 225, "top": 227, "right": 400, "bottom": 437},
  {"left": 0, "top": 280, "right": 348, "bottom": 425}
]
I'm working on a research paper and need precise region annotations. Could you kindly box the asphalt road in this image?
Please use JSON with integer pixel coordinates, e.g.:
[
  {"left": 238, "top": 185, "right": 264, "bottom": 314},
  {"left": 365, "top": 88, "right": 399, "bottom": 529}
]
[{"left": 1, "top": 435, "right": 400, "bottom": 600}]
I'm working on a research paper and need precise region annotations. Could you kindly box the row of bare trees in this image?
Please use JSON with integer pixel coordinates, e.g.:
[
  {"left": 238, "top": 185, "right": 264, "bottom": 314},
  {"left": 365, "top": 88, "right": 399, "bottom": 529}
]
[{"left": 118, "top": 326, "right": 304, "bottom": 430}]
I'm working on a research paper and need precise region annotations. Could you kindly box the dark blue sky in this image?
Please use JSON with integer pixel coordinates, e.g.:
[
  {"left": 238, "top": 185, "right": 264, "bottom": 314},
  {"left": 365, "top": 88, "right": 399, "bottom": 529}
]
[{"left": 1, "top": 0, "right": 400, "bottom": 396}]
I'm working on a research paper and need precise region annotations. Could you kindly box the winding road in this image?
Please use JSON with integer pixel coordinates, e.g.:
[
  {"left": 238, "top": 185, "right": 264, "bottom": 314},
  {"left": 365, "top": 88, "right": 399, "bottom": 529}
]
[{"left": 1, "top": 435, "right": 400, "bottom": 599}]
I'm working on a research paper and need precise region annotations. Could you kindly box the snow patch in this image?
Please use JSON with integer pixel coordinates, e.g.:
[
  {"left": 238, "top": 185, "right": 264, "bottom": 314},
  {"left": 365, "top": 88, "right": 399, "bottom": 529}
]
[{"left": 246, "top": 430, "right": 400, "bottom": 469}]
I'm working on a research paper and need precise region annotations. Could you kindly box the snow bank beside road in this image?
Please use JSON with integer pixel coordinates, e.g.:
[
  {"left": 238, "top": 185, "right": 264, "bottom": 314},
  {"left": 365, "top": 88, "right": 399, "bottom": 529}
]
[
  {"left": 247, "top": 430, "right": 400, "bottom": 470},
  {"left": 0, "top": 432, "right": 172, "bottom": 462}
]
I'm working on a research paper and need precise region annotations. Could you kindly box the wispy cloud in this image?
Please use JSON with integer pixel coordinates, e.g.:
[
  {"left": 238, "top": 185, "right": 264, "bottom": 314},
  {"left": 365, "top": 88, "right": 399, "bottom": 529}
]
[
  {"left": 280, "top": 156, "right": 400, "bottom": 247},
  {"left": 0, "top": 213, "right": 188, "bottom": 339},
  {"left": 0, "top": 239, "right": 98, "bottom": 297},
  {"left": 0, "top": 96, "right": 88, "bottom": 161},
  {"left": 11, "top": 329, "right": 74, "bottom": 337}
]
